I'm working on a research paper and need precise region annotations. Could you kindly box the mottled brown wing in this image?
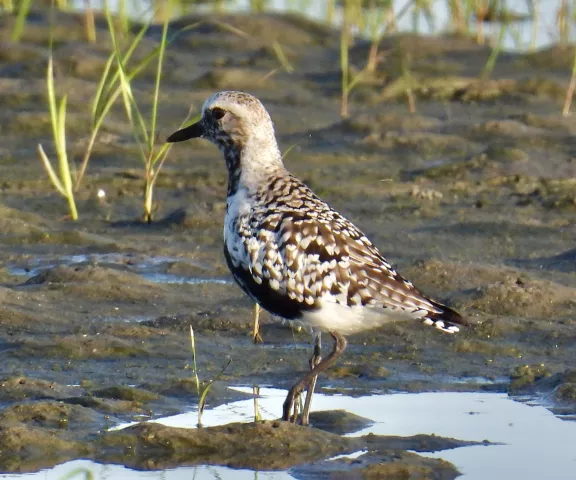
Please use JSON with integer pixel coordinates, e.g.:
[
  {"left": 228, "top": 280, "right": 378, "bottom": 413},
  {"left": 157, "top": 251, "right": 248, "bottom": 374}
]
[
  {"left": 238, "top": 179, "right": 465, "bottom": 329},
  {"left": 266, "top": 208, "right": 439, "bottom": 316}
]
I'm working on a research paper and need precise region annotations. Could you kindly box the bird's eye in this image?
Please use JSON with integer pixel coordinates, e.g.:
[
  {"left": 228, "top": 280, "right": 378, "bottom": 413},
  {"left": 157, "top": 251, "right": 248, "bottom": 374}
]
[{"left": 211, "top": 107, "right": 226, "bottom": 120}]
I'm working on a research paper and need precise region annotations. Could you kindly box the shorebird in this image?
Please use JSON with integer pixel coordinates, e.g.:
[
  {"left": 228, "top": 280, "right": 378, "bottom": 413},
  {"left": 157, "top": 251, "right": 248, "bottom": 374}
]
[{"left": 167, "top": 91, "right": 467, "bottom": 425}]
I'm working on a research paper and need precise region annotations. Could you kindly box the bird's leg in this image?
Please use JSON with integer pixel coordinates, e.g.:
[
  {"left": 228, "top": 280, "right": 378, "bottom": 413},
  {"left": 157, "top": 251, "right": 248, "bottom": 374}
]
[
  {"left": 291, "top": 332, "right": 322, "bottom": 423},
  {"left": 292, "top": 397, "right": 300, "bottom": 423},
  {"left": 252, "top": 303, "right": 263, "bottom": 344},
  {"left": 283, "top": 330, "right": 347, "bottom": 423},
  {"left": 300, "top": 331, "right": 322, "bottom": 426},
  {"left": 288, "top": 332, "right": 321, "bottom": 424},
  {"left": 253, "top": 385, "right": 262, "bottom": 422}
]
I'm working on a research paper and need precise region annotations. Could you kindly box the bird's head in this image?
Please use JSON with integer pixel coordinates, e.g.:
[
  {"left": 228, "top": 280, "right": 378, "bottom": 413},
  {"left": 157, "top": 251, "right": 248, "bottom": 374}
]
[{"left": 167, "top": 91, "right": 276, "bottom": 151}]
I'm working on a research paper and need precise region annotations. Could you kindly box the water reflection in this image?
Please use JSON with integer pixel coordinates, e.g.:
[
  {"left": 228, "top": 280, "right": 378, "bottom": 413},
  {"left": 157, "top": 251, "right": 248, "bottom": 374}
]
[
  {"left": 59, "top": 0, "right": 576, "bottom": 52},
  {"left": 5, "top": 389, "right": 571, "bottom": 480}
]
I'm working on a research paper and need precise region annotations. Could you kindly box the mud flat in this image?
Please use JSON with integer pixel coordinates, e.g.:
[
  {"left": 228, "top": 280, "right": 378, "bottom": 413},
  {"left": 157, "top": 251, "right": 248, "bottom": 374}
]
[{"left": 0, "top": 8, "right": 575, "bottom": 478}]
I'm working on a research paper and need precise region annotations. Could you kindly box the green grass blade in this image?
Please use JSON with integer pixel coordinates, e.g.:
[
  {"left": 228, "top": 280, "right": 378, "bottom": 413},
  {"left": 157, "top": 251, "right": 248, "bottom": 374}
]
[
  {"left": 118, "top": 0, "right": 129, "bottom": 35},
  {"left": 122, "top": 19, "right": 151, "bottom": 64},
  {"left": 189, "top": 325, "right": 200, "bottom": 393},
  {"left": 117, "top": 59, "right": 149, "bottom": 147},
  {"left": 57, "top": 95, "right": 73, "bottom": 194},
  {"left": 150, "top": 142, "right": 170, "bottom": 167},
  {"left": 55, "top": 94, "right": 78, "bottom": 220},
  {"left": 93, "top": 44, "right": 160, "bottom": 139},
  {"left": 98, "top": 19, "right": 149, "bottom": 110},
  {"left": 58, "top": 467, "right": 94, "bottom": 480},
  {"left": 198, "top": 359, "right": 231, "bottom": 417},
  {"left": 96, "top": 18, "right": 206, "bottom": 142},
  {"left": 282, "top": 143, "right": 297, "bottom": 159},
  {"left": 76, "top": 16, "right": 155, "bottom": 189},
  {"left": 208, "top": 19, "right": 250, "bottom": 39},
  {"left": 105, "top": 5, "right": 149, "bottom": 155},
  {"left": 3, "top": 0, "right": 14, "bottom": 13},
  {"left": 179, "top": 112, "right": 201, "bottom": 129},
  {"left": 41, "top": 36, "right": 77, "bottom": 219},
  {"left": 118, "top": 73, "right": 148, "bottom": 162},
  {"left": 117, "top": 71, "right": 134, "bottom": 124},
  {"left": 271, "top": 41, "right": 294, "bottom": 73},
  {"left": 150, "top": 110, "right": 197, "bottom": 178},
  {"left": 46, "top": 56, "right": 59, "bottom": 150},
  {"left": 198, "top": 381, "right": 212, "bottom": 417},
  {"left": 347, "top": 70, "right": 365, "bottom": 93},
  {"left": 149, "top": 0, "right": 171, "bottom": 153},
  {"left": 481, "top": 23, "right": 506, "bottom": 79},
  {"left": 11, "top": 0, "right": 33, "bottom": 42},
  {"left": 92, "top": 54, "right": 116, "bottom": 123},
  {"left": 56, "top": 96, "right": 66, "bottom": 158},
  {"left": 102, "top": 18, "right": 150, "bottom": 103},
  {"left": 37, "top": 144, "right": 66, "bottom": 196}
]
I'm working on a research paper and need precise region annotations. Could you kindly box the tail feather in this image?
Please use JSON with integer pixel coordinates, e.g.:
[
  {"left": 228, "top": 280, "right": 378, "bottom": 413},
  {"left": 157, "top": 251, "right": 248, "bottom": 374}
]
[{"left": 423, "top": 301, "right": 468, "bottom": 334}]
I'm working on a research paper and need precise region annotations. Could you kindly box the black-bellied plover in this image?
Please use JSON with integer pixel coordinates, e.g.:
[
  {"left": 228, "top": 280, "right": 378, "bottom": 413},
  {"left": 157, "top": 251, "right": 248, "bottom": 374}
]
[{"left": 167, "top": 91, "right": 467, "bottom": 425}]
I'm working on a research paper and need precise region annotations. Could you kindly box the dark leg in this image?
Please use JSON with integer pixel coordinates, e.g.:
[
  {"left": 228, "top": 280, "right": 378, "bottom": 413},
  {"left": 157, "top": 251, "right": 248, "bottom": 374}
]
[
  {"left": 288, "top": 331, "right": 322, "bottom": 424},
  {"left": 301, "top": 331, "right": 322, "bottom": 426},
  {"left": 283, "top": 330, "right": 347, "bottom": 423},
  {"left": 310, "top": 331, "right": 322, "bottom": 368}
]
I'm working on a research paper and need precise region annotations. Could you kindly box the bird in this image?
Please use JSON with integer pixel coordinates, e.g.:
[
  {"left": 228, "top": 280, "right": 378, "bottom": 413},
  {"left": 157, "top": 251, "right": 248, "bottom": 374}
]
[{"left": 166, "top": 91, "right": 468, "bottom": 425}]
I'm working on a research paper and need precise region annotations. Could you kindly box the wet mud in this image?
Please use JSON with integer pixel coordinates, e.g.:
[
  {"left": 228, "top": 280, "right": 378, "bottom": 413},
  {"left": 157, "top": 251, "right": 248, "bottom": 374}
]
[{"left": 0, "top": 7, "right": 575, "bottom": 476}]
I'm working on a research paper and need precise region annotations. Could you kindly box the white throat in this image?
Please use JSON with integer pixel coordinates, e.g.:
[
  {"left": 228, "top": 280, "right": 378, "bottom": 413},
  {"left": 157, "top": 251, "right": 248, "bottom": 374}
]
[{"left": 237, "top": 136, "right": 285, "bottom": 192}]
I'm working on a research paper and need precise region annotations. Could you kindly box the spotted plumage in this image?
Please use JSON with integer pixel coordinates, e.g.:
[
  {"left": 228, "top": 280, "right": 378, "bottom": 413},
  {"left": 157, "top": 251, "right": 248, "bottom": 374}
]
[
  {"left": 167, "top": 90, "right": 467, "bottom": 424},
  {"left": 223, "top": 166, "right": 464, "bottom": 334},
  {"left": 168, "top": 90, "right": 466, "bottom": 334}
]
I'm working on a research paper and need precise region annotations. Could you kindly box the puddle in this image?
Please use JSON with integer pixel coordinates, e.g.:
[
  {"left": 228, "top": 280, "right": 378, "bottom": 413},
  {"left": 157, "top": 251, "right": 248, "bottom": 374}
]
[
  {"left": 6, "top": 389, "right": 575, "bottom": 479},
  {"left": 7, "top": 253, "right": 232, "bottom": 286},
  {"left": 0, "top": 460, "right": 289, "bottom": 480},
  {"left": 8, "top": 253, "right": 201, "bottom": 276},
  {"left": 140, "top": 273, "right": 232, "bottom": 285}
]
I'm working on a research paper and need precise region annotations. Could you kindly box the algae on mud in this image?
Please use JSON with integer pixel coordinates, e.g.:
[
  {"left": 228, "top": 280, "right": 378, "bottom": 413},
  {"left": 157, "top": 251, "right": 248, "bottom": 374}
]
[{"left": 0, "top": 6, "right": 575, "bottom": 477}]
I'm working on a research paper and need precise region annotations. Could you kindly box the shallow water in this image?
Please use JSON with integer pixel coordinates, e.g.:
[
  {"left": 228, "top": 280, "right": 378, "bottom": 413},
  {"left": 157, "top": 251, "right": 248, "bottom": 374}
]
[
  {"left": 140, "top": 273, "right": 232, "bottom": 285},
  {"left": 151, "top": 389, "right": 576, "bottom": 480},
  {"left": 5, "top": 390, "right": 574, "bottom": 480},
  {"left": 66, "top": 0, "right": 575, "bottom": 52},
  {"left": 0, "top": 461, "right": 290, "bottom": 480},
  {"left": 8, "top": 254, "right": 232, "bottom": 285},
  {"left": 8, "top": 253, "right": 200, "bottom": 274}
]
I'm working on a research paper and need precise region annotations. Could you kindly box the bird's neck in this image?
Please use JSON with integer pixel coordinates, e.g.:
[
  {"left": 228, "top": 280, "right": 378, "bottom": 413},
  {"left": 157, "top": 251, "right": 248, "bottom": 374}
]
[{"left": 222, "top": 136, "right": 285, "bottom": 197}]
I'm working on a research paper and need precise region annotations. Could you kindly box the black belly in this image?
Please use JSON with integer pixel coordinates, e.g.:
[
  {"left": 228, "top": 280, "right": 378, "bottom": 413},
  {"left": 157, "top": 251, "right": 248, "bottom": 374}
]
[{"left": 223, "top": 246, "right": 316, "bottom": 320}]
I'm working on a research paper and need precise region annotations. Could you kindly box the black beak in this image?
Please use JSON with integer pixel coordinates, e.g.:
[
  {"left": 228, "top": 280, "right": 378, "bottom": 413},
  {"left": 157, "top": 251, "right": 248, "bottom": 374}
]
[{"left": 166, "top": 121, "right": 204, "bottom": 143}]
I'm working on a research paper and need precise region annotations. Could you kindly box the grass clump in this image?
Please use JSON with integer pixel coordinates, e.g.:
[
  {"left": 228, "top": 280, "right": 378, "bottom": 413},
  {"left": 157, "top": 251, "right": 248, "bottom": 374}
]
[
  {"left": 75, "top": 20, "right": 160, "bottom": 190},
  {"left": 37, "top": 55, "right": 78, "bottom": 221},
  {"left": 37, "top": 5, "right": 175, "bottom": 219},
  {"left": 340, "top": 0, "right": 370, "bottom": 118},
  {"left": 105, "top": 0, "right": 193, "bottom": 223}
]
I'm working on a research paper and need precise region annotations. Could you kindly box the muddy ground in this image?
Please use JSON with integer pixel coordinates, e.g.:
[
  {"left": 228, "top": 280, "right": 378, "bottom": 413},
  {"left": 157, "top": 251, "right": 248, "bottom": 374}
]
[{"left": 0, "top": 8, "right": 575, "bottom": 477}]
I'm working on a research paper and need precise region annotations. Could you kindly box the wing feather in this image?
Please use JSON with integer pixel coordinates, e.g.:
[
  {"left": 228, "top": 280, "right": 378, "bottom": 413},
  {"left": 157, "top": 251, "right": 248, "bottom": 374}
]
[{"left": 229, "top": 176, "right": 466, "bottom": 330}]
